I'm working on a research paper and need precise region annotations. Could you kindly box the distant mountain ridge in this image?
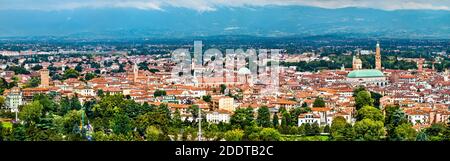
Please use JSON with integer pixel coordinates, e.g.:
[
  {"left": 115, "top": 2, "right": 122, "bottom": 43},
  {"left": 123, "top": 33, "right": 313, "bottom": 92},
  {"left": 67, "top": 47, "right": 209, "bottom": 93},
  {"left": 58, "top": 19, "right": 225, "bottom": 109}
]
[{"left": 0, "top": 6, "right": 449, "bottom": 39}]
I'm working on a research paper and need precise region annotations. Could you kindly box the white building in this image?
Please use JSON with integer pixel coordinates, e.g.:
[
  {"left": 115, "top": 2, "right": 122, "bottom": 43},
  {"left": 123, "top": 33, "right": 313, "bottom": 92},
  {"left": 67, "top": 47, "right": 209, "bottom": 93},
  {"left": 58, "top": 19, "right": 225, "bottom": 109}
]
[
  {"left": 4, "top": 87, "right": 23, "bottom": 112},
  {"left": 206, "top": 109, "right": 232, "bottom": 124},
  {"left": 298, "top": 113, "right": 321, "bottom": 126}
]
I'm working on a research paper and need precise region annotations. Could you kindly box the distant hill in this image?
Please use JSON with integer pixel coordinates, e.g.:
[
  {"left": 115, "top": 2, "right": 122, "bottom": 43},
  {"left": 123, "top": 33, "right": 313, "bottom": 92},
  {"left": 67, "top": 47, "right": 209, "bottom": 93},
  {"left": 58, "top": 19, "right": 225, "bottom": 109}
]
[{"left": 0, "top": 6, "right": 449, "bottom": 39}]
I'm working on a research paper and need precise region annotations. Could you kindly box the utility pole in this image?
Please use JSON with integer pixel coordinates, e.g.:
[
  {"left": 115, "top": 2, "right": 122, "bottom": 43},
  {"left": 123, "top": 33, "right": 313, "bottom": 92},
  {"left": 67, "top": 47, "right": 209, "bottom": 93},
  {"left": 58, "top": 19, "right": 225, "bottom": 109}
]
[{"left": 197, "top": 108, "right": 202, "bottom": 141}]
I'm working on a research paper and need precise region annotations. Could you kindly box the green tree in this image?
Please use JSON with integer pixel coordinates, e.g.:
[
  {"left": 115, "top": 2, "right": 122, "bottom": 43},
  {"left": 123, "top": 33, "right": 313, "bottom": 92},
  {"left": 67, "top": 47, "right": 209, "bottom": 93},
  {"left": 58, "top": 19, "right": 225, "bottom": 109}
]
[
  {"left": 310, "top": 122, "right": 321, "bottom": 135},
  {"left": 202, "top": 95, "right": 212, "bottom": 102},
  {"left": 323, "top": 125, "right": 330, "bottom": 133},
  {"left": 0, "top": 96, "right": 5, "bottom": 108},
  {"left": 188, "top": 105, "right": 200, "bottom": 121},
  {"left": 172, "top": 109, "right": 182, "bottom": 128},
  {"left": 84, "top": 73, "right": 97, "bottom": 81},
  {"left": 71, "top": 96, "right": 82, "bottom": 110},
  {"left": 355, "top": 90, "right": 374, "bottom": 110},
  {"left": 290, "top": 107, "right": 310, "bottom": 126},
  {"left": 153, "top": 89, "right": 167, "bottom": 97},
  {"left": 258, "top": 128, "right": 282, "bottom": 141},
  {"left": 110, "top": 113, "right": 132, "bottom": 135},
  {"left": 272, "top": 113, "right": 279, "bottom": 127},
  {"left": 220, "top": 84, "right": 227, "bottom": 94},
  {"left": 97, "top": 89, "right": 104, "bottom": 97},
  {"left": 33, "top": 94, "right": 58, "bottom": 113},
  {"left": 303, "top": 123, "right": 311, "bottom": 136},
  {"left": 145, "top": 126, "right": 161, "bottom": 141},
  {"left": 281, "top": 111, "right": 291, "bottom": 128},
  {"left": 63, "top": 68, "right": 80, "bottom": 79},
  {"left": 424, "top": 123, "right": 447, "bottom": 141},
  {"left": 19, "top": 101, "right": 44, "bottom": 125},
  {"left": 416, "top": 131, "right": 429, "bottom": 141},
  {"left": 230, "top": 108, "right": 254, "bottom": 129},
  {"left": 385, "top": 105, "right": 408, "bottom": 140},
  {"left": 353, "top": 119, "right": 385, "bottom": 141},
  {"left": 256, "top": 106, "right": 271, "bottom": 127},
  {"left": 313, "top": 97, "right": 325, "bottom": 107},
  {"left": 356, "top": 106, "right": 384, "bottom": 122},
  {"left": 393, "top": 123, "right": 417, "bottom": 141},
  {"left": 24, "top": 77, "right": 40, "bottom": 88},
  {"left": 224, "top": 129, "right": 244, "bottom": 141},
  {"left": 31, "top": 65, "right": 43, "bottom": 71},
  {"left": 301, "top": 102, "right": 308, "bottom": 108},
  {"left": 75, "top": 64, "right": 83, "bottom": 72}
]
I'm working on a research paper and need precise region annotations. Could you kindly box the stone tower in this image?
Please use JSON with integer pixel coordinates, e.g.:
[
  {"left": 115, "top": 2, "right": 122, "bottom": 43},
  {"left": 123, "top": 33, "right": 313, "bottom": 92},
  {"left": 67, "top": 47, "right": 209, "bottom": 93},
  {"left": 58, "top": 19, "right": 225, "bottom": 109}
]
[
  {"left": 375, "top": 41, "right": 382, "bottom": 70},
  {"left": 40, "top": 69, "right": 50, "bottom": 88}
]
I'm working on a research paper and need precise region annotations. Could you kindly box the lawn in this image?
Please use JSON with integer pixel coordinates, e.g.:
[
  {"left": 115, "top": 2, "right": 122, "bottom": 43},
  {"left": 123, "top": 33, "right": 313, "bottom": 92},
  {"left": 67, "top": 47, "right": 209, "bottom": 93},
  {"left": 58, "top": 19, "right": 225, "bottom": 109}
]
[{"left": 0, "top": 121, "right": 13, "bottom": 129}]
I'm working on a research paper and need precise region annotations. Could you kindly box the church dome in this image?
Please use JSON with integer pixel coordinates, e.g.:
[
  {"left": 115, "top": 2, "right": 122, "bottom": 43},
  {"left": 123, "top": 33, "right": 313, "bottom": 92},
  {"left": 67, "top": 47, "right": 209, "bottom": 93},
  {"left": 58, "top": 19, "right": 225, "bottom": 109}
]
[
  {"left": 238, "top": 67, "right": 251, "bottom": 75},
  {"left": 347, "top": 69, "right": 384, "bottom": 78}
]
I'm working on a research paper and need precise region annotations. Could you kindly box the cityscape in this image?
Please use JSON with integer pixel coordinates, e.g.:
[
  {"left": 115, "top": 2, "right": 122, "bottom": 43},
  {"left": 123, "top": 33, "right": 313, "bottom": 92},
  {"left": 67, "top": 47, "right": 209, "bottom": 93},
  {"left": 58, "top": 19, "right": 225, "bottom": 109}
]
[{"left": 0, "top": 0, "right": 449, "bottom": 142}]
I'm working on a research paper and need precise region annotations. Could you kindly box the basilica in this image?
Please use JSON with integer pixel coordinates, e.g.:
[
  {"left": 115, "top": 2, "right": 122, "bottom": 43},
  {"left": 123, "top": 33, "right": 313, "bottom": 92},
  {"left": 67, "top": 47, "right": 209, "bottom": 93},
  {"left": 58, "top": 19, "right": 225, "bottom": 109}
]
[{"left": 347, "top": 42, "right": 388, "bottom": 87}]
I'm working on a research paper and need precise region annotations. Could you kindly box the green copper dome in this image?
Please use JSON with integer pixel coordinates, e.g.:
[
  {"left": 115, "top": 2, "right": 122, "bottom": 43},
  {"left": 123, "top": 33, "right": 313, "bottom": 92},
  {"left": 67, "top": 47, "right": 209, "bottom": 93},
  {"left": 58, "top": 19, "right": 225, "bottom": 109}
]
[{"left": 347, "top": 69, "right": 384, "bottom": 78}]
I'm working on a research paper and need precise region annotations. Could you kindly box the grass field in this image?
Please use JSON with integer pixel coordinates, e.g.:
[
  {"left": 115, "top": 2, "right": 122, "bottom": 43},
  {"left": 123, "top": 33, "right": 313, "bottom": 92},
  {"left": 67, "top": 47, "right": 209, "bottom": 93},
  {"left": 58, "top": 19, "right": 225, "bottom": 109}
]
[{"left": 1, "top": 122, "right": 12, "bottom": 129}]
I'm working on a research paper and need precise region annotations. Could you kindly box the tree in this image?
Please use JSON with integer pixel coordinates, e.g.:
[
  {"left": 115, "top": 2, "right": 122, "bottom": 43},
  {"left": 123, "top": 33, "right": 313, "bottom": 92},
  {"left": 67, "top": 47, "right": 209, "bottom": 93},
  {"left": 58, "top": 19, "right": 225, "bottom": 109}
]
[
  {"left": 31, "top": 65, "right": 43, "bottom": 71},
  {"left": 188, "top": 105, "right": 200, "bottom": 121},
  {"left": 393, "top": 123, "right": 417, "bottom": 141},
  {"left": 0, "top": 96, "right": 5, "bottom": 108},
  {"left": 331, "top": 116, "right": 353, "bottom": 141},
  {"left": 424, "top": 123, "right": 447, "bottom": 141},
  {"left": 63, "top": 68, "right": 80, "bottom": 79},
  {"left": 416, "top": 131, "right": 429, "bottom": 141},
  {"left": 25, "top": 77, "right": 40, "bottom": 88},
  {"left": 281, "top": 111, "right": 291, "bottom": 129},
  {"left": 202, "top": 95, "right": 211, "bottom": 102},
  {"left": 310, "top": 122, "right": 321, "bottom": 135},
  {"left": 19, "top": 101, "right": 44, "bottom": 125},
  {"left": 97, "top": 89, "right": 104, "bottom": 97},
  {"left": 220, "top": 84, "right": 227, "bottom": 94},
  {"left": 149, "top": 68, "right": 160, "bottom": 73},
  {"left": 313, "top": 97, "right": 325, "bottom": 107},
  {"left": 355, "top": 90, "right": 374, "bottom": 110},
  {"left": 224, "top": 129, "right": 244, "bottom": 141},
  {"left": 257, "top": 128, "right": 282, "bottom": 141},
  {"left": 84, "top": 73, "right": 97, "bottom": 81},
  {"left": 153, "top": 89, "right": 167, "bottom": 97},
  {"left": 172, "top": 109, "right": 182, "bottom": 128},
  {"left": 33, "top": 94, "right": 58, "bottom": 113},
  {"left": 71, "top": 96, "right": 82, "bottom": 110},
  {"left": 256, "top": 106, "right": 271, "bottom": 127},
  {"left": 272, "top": 113, "right": 279, "bottom": 127},
  {"left": 230, "top": 108, "right": 254, "bottom": 129},
  {"left": 301, "top": 102, "right": 308, "bottom": 108},
  {"left": 145, "top": 126, "right": 161, "bottom": 141},
  {"left": 110, "top": 112, "right": 133, "bottom": 135},
  {"left": 356, "top": 106, "right": 384, "bottom": 122},
  {"left": 290, "top": 107, "right": 310, "bottom": 126},
  {"left": 75, "top": 64, "right": 83, "bottom": 72},
  {"left": 353, "top": 119, "right": 385, "bottom": 141},
  {"left": 385, "top": 105, "right": 408, "bottom": 140},
  {"left": 303, "top": 123, "right": 311, "bottom": 136},
  {"left": 323, "top": 125, "right": 330, "bottom": 134},
  {"left": 370, "top": 92, "right": 383, "bottom": 108}
]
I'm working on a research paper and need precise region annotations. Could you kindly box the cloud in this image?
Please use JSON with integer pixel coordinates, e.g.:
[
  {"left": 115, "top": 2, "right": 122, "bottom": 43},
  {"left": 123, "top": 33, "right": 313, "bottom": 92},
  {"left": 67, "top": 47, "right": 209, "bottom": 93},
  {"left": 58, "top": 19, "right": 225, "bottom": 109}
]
[{"left": 0, "top": 0, "right": 449, "bottom": 11}]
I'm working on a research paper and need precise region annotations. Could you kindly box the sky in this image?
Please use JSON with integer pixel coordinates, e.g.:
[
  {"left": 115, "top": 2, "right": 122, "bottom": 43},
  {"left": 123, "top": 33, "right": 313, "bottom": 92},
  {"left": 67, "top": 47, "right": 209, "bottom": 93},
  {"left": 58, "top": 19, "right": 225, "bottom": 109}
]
[{"left": 0, "top": 0, "right": 449, "bottom": 12}]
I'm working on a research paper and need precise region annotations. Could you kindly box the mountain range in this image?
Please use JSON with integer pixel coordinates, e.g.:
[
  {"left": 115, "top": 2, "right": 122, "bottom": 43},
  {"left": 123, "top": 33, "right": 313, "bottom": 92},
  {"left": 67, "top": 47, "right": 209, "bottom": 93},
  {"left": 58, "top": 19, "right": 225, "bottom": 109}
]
[{"left": 0, "top": 6, "right": 449, "bottom": 39}]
